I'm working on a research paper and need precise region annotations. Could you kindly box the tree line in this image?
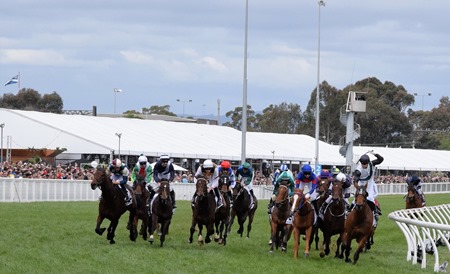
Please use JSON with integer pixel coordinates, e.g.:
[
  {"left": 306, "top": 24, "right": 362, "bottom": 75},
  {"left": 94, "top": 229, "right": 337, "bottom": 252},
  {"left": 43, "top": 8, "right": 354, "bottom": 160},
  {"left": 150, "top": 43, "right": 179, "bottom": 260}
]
[{"left": 1, "top": 77, "right": 449, "bottom": 150}]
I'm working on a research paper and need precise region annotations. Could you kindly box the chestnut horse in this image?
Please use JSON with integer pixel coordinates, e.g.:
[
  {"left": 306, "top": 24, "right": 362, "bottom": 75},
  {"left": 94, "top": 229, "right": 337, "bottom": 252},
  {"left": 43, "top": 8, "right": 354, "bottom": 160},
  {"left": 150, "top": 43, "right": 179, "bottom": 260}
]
[
  {"left": 132, "top": 175, "right": 150, "bottom": 240},
  {"left": 340, "top": 186, "right": 374, "bottom": 264},
  {"left": 149, "top": 180, "right": 173, "bottom": 247},
  {"left": 189, "top": 178, "right": 216, "bottom": 245},
  {"left": 269, "top": 184, "right": 292, "bottom": 253},
  {"left": 292, "top": 190, "right": 315, "bottom": 258},
  {"left": 228, "top": 181, "right": 258, "bottom": 238},
  {"left": 318, "top": 180, "right": 346, "bottom": 258},
  {"left": 90, "top": 168, "right": 137, "bottom": 244},
  {"left": 214, "top": 175, "right": 231, "bottom": 245},
  {"left": 405, "top": 181, "right": 423, "bottom": 209}
]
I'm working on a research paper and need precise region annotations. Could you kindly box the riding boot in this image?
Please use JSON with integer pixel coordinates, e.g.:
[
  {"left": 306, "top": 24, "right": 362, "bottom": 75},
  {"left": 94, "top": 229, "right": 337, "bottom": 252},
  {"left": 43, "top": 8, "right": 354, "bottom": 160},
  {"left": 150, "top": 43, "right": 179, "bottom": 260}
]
[
  {"left": 421, "top": 193, "right": 426, "bottom": 206},
  {"left": 267, "top": 200, "right": 274, "bottom": 215},
  {"left": 318, "top": 201, "right": 328, "bottom": 220},
  {"left": 120, "top": 185, "right": 131, "bottom": 204},
  {"left": 214, "top": 188, "right": 223, "bottom": 209},
  {"left": 170, "top": 190, "right": 177, "bottom": 208},
  {"left": 249, "top": 189, "right": 255, "bottom": 209},
  {"left": 191, "top": 193, "right": 197, "bottom": 207},
  {"left": 228, "top": 191, "right": 233, "bottom": 207}
]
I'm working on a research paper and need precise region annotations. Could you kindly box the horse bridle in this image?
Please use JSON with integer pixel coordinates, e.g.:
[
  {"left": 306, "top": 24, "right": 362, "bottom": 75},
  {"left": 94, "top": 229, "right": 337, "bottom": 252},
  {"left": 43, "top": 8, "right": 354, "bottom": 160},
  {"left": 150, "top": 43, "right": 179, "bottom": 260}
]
[{"left": 275, "top": 185, "right": 289, "bottom": 207}]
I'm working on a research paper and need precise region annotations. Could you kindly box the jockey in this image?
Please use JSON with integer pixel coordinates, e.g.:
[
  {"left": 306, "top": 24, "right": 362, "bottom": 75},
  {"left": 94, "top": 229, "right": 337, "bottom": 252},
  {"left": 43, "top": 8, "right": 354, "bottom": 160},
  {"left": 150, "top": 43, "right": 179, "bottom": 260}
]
[
  {"left": 108, "top": 158, "right": 131, "bottom": 205},
  {"left": 261, "top": 160, "right": 271, "bottom": 178},
  {"left": 353, "top": 151, "right": 384, "bottom": 226},
  {"left": 217, "top": 160, "right": 235, "bottom": 205},
  {"left": 318, "top": 173, "right": 352, "bottom": 220},
  {"left": 271, "top": 167, "right": 281, "bottom": 185},
  {"left": 408, "top": 175, "right": 426, "bottom": 206},
  {"left": 268, "top": 164, "right": 295, "bottom": 214},
  {"left": 235, "top": 162, "right": 256, "bottom": 209},
  {"left": 131, "top": 154, "right": 153, "bottom": 187},
  {"left": 319, "top": 169, "right": 333, "bottom": 183},
  {"left": 193, "top": 159, "right": 222, "bottom": 209},
  {"left": 151, "top": 154, "right": 176, "bottom": 210},
  {"left": 296, "top": 164, "right": 319, "bottom": 213}
]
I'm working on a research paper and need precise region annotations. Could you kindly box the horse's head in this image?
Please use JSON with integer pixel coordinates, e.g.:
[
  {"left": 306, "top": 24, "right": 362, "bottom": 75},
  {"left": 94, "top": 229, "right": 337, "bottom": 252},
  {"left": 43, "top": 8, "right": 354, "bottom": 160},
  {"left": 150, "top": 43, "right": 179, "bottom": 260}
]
[
  {"left": 232, "top": 180, "right": 244, "bottom": 198},
  {"left": 406, "top": 181, "right": 417, "bottom": 201},
  {"left": 133, "top": 175, "right": 146, "bottom": 196},
  {"left": 91, "top": 168, "right": 107, "bottom": 190},
  {"left": 158, "top": 180, "right": 171, "bottom": 204},
  {"left": 317, "top": 178, "right": 330, "bottom": 195},
  {"left": 275, "top": 184, "right": 289, "bottom": 208},
  {"left": 218, "top": 175, "right": 230, "bottom": 193},
  {"left": 195, "top": 178, "right": 208, "bottom": 199},
  {"left": 354, "top": 186, "right": 368, "bottom": 211},
  {"left": 331, "top": 180, "right": 343, "bottom": 203}
]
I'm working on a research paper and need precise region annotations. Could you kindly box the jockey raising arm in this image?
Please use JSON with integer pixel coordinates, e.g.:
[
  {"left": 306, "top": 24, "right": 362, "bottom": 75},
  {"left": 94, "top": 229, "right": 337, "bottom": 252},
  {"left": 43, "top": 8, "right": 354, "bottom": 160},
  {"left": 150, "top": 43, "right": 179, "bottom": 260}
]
[{"left": 131, "top": 155, "right": 153, "bottom": 185}]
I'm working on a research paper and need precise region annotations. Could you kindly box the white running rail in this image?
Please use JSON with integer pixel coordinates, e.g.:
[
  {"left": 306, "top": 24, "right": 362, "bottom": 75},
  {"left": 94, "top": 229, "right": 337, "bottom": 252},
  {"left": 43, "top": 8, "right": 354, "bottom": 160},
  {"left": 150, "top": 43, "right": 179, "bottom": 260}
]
[{"left": 389, "top": 205, "right": 450, "bottom": 272}]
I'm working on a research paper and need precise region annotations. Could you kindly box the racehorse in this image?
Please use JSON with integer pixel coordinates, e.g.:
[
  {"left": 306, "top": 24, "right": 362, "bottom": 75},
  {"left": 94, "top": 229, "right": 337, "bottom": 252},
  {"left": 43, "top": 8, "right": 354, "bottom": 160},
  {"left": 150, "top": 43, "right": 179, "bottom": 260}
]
[
  {"left": 310, "top": 177, "right": 330, "bottom": 250},
  {"left": 318, "top": 180, "right": 346, "bottom": 258},
  {"left": 405, "top": 181, "right": 423, "bottom": 209},
  {"left": 228, "top": 180, "right": 258, "bottom": 238},
  {"left": 292, "top": 190, "right": 314, "bottom": 258},
  {"left": 90, "top": 168, "right": 137, "bottom": 244},
  {"left": 269, "top": 184, "right": 292, "bottom": 253},
  {"left": 148, "top": 180, "right": 173, "bottom": 247},
  {"left": 132, "top": 175, "right": 150, "bottom": 240},
  {"left": 189, "top": 178, "right": 216, "bottom": 245},
  {"left": 340, "top": 186, "right": 374, "bottom": 264},
  {"left": 214, "top": 175, "right": 231, "bottom": 245}
]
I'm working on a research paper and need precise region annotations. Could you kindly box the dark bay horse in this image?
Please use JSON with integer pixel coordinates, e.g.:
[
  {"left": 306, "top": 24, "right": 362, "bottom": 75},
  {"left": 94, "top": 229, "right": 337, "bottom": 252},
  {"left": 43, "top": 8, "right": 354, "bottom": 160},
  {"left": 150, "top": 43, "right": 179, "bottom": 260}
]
[
  {"left": 340, "top": 186, "right": 374, "bottom": 264},
  {"left": 90, "top": 168, "right": 137, "bottom": 244},
  {"left": 269, "top": 184, "right": 292, "bottom": 253},
  {"left": 292, "top": 190, "right": 315, "bottom": 258},
  {"left": 228, "top": 181, "right": 257, "bottom": 238},
  {"left": 189, "top": 178, "right": 216, "bottom": 245},
  {"left": 149, "top": 180, "right": 173, "bottom": 247},
  {"left": 310, "top": 178, "right": 330, "bottom": 250},
  {"left": 318, "top": 180, "right": 346, "bottom": 258},
  {"left": 132, "top": 175, "right": 150, "bottom": 240},
  {"left": 214, "top": 175, "right": 231, "bottom": 245},
  {"left": 406, "top": 181, "right": 423, "bottom": 209}
]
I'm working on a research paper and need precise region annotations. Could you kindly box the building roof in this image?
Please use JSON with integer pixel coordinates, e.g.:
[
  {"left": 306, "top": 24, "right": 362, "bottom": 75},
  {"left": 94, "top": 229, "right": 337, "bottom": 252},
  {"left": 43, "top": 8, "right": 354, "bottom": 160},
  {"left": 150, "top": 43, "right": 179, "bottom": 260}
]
[{"left": 1, "top": 108, "right": 449, "bottom": 172}]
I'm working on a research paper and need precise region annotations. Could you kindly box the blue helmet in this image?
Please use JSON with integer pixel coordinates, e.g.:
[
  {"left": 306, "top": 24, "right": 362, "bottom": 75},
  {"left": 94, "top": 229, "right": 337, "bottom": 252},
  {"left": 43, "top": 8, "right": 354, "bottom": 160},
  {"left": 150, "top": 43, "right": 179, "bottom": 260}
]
[
  {"left": 280, "top": 164, "right": 288, "bottom": 171},
  {"left": 302, "top": 164, "right": 312, "bottom": 173}
]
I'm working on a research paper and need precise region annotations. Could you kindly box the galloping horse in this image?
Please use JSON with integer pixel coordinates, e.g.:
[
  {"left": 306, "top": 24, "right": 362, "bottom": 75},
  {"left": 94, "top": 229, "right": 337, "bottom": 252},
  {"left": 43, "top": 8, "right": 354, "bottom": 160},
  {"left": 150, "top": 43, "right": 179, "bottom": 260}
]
[
  {"left": 340, "top": 186, "right": 374, "bottom": 264},
  {"left": 189, "top": 178, "right": 216, "bottom": 245},
  {"left": 132, "top": 175, "right": 150, "bottom": 240},
  {"left": 318, "top": 180, "right": 346, "bottom": 258},
  {"left": 292, "top": 190, "right": 315, "bottom": 258},
  {"left": 228, "top": 180, "right": 257, "bottom": 238},
  {"left": 214, "top": 175, "right": 231, "bottom": 245},
  {"left": 405, "top": 181, "right": 423, "bottom": 209},
  {"left": 269, "top": 184, "right": 292, "bottom": 253},
  {"left": 310, "top": 178, "right": 330, "bottom": 250},
  {"left": 149, "top": 180, "right": 173, "bottom": 247},
  {"left": 90, "top": 168, "right": 137, "bottom": 244}
]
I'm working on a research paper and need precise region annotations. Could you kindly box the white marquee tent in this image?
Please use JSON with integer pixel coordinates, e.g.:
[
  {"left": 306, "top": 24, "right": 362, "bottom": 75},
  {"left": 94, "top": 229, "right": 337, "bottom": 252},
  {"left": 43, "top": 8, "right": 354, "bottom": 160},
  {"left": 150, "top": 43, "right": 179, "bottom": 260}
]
[{"left": 1, "top": 108, "right": 449, "bottom": 172}]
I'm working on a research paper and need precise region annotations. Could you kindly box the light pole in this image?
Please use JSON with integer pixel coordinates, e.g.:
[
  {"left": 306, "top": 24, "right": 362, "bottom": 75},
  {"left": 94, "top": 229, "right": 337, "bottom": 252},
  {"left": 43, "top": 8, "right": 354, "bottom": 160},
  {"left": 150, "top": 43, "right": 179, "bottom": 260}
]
[
  {"left": 271, "top": 150, "right": 275, "bottom": 167},
  {"left": 414, "top": 92, "right": 432, "bottom": 111},
  {"left": 241, "top": 0, "right": 249, "bottom": 165},
  {"left": 314, "top": 0, "right": 325, "bottom": 169},
  {"left": 113, "top": 88, "right": 122, "bottom": 114},
  {"left": 176, "top": 99, "right": 192, "bottom": 117},
  {"left": 0, "top": 123, "right": 4, "bottom": 164},
  {"left": 115, "top": 133, "right": 122, "bottom": 160}
]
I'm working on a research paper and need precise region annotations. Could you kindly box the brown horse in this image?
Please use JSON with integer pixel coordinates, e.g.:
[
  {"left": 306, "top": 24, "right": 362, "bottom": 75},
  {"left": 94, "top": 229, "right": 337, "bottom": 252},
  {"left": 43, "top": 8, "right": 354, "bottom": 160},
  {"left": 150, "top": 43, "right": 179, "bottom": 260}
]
[
  {"left": 90, "top": 168, "right": 137, "bottom": 244},
  {"left": 189, "top": 178, "right": 216, "bottom": 245},
  {"left": 340, "top": 186, "right": 374, "bottom": 264},
  {"left": 269, "top": 184, "right": 292, "bottom": 253},
  {"left": 406, "top": 181, "right": 423, "bottom": 209},
  {"left": 228, "top": 181, "right": 258, "bottom": 238},
  {"left": 148, "top": 180, "right": 173, "bottom": 247},
  {"left": 310, "top": 178, "right": 330, "bottom": 250},
  {"left": 214, "top": 175, "right": 231, "bottom": 245},
  {"left": 132, "top": 175, "right": 150, "bottom": 240},
  {"left": 292, "top": 190, "right": 315, "bottom": 258},
  {"left": 318, "top": 180, "right": 346, "bottom": 258}
]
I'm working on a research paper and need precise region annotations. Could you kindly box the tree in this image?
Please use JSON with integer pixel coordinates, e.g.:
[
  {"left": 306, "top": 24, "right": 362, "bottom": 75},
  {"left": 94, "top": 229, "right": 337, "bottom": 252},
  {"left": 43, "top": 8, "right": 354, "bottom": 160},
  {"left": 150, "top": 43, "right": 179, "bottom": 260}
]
[
  {"left": 0, "top": 88, "right": 63, "bottom": 113},
  {"left": 256, "top": 102, "right": 302, "bottom": 134},
  {"left": 142, "top": 105, "right": 177, "bottom": 116},
  {"left": 222, "top": 105, "right": 257, "bottom": 131},
  {"left": 38, "top": 92, "right": 63, "bottom": 113}
]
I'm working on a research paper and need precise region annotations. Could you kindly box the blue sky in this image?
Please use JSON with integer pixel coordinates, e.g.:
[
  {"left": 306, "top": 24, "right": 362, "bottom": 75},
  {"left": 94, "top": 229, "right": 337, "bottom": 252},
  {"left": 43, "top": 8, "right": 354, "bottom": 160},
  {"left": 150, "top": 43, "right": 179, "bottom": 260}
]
[{"left": 1, "top": 0, "right": 449, "bottom": 116}]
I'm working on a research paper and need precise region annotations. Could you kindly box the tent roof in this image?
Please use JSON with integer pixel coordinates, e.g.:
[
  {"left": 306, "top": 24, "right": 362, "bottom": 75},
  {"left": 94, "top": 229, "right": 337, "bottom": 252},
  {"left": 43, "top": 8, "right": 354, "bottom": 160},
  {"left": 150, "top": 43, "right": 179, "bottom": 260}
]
[{"left": 1, "top": 108, "right": 449, "bottom": 172}]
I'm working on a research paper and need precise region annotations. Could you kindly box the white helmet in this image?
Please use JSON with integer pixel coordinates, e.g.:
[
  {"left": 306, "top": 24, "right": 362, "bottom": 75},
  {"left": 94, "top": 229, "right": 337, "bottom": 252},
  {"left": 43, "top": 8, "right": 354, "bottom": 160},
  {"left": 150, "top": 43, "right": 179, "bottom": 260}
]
[
  {"left": 336, "top": 173, "right": 346, "bottom": 182},
  {"left": 91, "top": 161, "right": 98, "bottom": 169},
  {"left": 112, "top": 158, "right": 122, "bottom": 167},
  {"left": 203, "top": 159, "right": 213, "bottom": 169},
  {"left": 160, "top": 154, "right": 170, "bottom": 161},
  {"left": 138, "top": 155, "right": 147, "bottom": 163},
  {"left": 280, "top": 164, "right": 288, "bottom": 171}
]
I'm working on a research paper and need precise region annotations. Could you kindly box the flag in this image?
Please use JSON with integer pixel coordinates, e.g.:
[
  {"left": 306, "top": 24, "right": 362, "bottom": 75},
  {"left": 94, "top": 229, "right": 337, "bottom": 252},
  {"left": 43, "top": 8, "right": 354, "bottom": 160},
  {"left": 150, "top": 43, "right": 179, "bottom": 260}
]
[{"left": 4, "top": 75, "right": 19, "bottom": 86}]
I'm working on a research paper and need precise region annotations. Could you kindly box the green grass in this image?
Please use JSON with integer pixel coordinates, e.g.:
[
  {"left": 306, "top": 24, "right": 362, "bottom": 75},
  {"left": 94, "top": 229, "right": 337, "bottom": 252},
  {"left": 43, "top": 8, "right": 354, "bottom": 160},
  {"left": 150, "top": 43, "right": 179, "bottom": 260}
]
[{"left": 0, "top": 195, "right": 448, "bottom": 274}]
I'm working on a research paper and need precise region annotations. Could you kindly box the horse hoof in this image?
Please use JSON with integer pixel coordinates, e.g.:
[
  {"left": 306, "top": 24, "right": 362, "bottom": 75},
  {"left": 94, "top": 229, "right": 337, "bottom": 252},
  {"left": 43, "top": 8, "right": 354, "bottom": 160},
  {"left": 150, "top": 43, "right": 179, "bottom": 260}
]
[
  {"left": 205, "top": 237, "right": 211, "bottom": 244},
  {"left": 304, "top": 253, "right": 309, "bottom": 258},
  {"left": 281, "top": 247, "right": 287, "bottom": 253},
  {"left": 319, "top": 252, "right": 325, "bottom": 258},
  {"left": 96, "top": 228, "right": 106, "bottom": 235},
  {"left": 109, "top": 240, "right": 115, "bottom": 244}
]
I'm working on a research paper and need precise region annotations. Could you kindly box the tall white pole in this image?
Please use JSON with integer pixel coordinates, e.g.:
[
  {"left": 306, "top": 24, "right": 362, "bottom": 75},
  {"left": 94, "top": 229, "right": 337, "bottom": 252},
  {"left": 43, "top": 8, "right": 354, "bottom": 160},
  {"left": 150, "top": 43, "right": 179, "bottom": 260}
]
[
  {"left": 0, "top": 123, "right": 4, "bottom": 164},
  {"left": 241, "top": 0, "right": 249, "bottom": 165},
  {"left": 315, "top": 0, "right": 325, "bottom": 168}
]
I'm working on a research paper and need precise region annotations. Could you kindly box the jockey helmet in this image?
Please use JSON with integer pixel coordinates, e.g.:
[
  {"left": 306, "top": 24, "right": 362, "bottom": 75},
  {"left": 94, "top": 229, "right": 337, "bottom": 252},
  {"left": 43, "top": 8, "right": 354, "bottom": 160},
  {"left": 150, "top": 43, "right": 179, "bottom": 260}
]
[
  {"left": 203, "top": 159, "right": 214, "bottom": 169},
  {"left": 410, "top": 175, "right": 420, "bottom": 184},
  {"left": 359, "top": 154, "right": 370, "bottom": 165},
  {"left": 220, "top": 160, "right": 231, "bottom": 169},
  {"left": 112, "top": 158, "right": 122, "bottom": 168},
  {"left": 332, "top": 167, "right": 340, "bottom": 175},
  {"left": 90, "top": 161, "right": 98, "bottom": 169},
  {"left": 280, "top": 164, "right": 288, "bottom": 171},
  {"left": 302, "top": 164, "right": 312, "bottom": 173},
  {"left": 138, "top": 155, "right": 147, "bottom": 163},
  {"left": 160, "top": 154, "right": 170, "bottom": 161},
  {"left": 320, "top": 170, "right": 330, "bottom": 178},
  {"left": 242, "top": 162, "right": 251, "bottom": 169},
  {"left": 336, "top": 173, "right": 346, "bottom": 182}
]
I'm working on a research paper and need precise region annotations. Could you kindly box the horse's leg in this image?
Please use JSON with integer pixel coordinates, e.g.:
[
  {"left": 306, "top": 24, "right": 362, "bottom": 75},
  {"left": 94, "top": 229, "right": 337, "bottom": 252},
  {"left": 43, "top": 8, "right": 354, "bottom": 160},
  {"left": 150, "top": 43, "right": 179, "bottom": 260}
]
[
  {"left": 95, "top": 215, "right": 106, "bottom": 235},
  {"left": 107, "top": 219, "right": 119, "bottom": 244},
  {"left": 159, "top": 220, "right": 168, "bottom": 247},
  {"left": 353, "top": 235, "right": 369, "bottom": 264},
  {"left": 335, "top": 234, "right": 343, "bottom": 258},
  {"left": 149, "top": 215, "right": 157, "bottom": 244},
  {"left": 293, "top": 227, "right": 300, "bottom": 259},
  {"left": 198, "top": 224, "right": 204, "bottom": 245},
  {"left": 319, "top": 233, "right": 331, "bottom": 257},
  {"left": 304, "top": 226, "right": 312, "bottom": 257},
  {"left": 142, "top": 213, "right": 148, "bottom": 241},
  {"left": 206, "top": 222, "right": 215, "bottom": 244},
  {"left": 246, "top": 210, "right": 255, "bottom": 238},
  {"left": 227, "top": 210, "right": 236, "bottom": 235},
  {"left": 128, "top": 209, "right": 137, "bottom": 242},
  {"left": 214, "top": 219, "right": 220, "bottom": 242},
  {"left": 188, "top": 219, "right": 196, "bottom": 244}
]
